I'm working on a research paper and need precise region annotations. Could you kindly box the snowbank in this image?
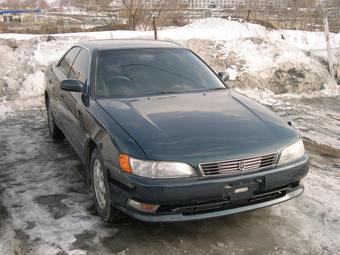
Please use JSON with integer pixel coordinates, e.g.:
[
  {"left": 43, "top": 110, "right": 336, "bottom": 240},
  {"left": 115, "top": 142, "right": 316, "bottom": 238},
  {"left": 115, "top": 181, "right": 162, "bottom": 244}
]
[
  {"left": 0, "top": 18, "right": 339, "bottom": 120},
  {"left": 211, "top": 38, "right": 339, "bottom": 94}
]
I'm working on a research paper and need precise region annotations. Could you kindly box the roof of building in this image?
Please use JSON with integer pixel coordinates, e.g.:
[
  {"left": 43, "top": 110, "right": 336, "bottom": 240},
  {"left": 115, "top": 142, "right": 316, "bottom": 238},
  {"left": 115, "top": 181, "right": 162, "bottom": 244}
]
[
  {"left": 0, "top": 8, "right": 41, "bottom": 15},
  {"left": 79, "top": 39, "right": 184, "bottom": 51}
]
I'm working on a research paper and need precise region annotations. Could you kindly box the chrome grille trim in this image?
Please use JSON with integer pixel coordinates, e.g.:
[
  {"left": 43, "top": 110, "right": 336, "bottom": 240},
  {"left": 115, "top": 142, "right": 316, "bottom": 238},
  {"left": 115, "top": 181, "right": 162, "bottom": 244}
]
[{"left": 199, "top": 153, "right": 278, "bottom": 176}]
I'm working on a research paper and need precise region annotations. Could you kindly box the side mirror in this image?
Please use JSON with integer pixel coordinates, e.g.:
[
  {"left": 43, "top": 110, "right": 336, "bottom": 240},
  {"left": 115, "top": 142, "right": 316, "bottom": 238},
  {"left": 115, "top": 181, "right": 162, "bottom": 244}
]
[
  {"left": 60, "top": 79, "right": 82, "bottom": 92},
  {"left": 218, "top": 71, "right": 230, "bottom": 83}
]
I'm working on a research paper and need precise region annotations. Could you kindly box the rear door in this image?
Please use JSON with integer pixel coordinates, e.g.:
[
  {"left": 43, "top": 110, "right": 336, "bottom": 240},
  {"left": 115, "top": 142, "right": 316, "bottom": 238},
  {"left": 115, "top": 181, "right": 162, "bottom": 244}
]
[
  {"left": 51, "top": 47, "right": 81, "bottom": 131},
  {"left": 60, "top": 48, "right": 90, "bottom": 158}
]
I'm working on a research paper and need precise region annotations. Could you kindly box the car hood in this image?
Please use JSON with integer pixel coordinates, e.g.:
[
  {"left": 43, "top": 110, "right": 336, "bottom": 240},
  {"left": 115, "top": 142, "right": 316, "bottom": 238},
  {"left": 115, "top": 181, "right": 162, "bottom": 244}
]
[{"left": 97, "top": 90, "right": 298, "bottom": 164}]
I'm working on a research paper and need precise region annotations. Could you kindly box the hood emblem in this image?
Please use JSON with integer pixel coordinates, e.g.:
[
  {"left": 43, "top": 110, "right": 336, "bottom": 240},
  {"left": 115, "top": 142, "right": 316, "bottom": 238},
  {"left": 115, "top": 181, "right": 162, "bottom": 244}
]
[{"left": 238, "top": 161, "right": 246, "bottom": 171}]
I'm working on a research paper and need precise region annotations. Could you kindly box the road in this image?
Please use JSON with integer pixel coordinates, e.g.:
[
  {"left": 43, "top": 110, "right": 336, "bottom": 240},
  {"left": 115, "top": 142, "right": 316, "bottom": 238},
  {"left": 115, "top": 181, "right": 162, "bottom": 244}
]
[{"left": 0, "top": 97, "right": 340, "bottom": 255}]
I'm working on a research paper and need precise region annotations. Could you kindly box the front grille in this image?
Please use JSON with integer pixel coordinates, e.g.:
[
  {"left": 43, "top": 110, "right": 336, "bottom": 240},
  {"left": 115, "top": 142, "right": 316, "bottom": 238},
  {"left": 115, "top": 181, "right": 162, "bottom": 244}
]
[{"left": 200, "top": 153, "right": 277, "bottom": 176}]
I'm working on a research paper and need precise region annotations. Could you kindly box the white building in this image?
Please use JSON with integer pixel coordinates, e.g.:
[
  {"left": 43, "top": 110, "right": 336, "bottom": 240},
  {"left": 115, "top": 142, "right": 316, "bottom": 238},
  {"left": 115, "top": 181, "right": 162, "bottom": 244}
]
[
  {"left": 188, "top": 0, "right": 287, "bottom": 9},
  {"left": 315, "top": 0, "right": 332, "bottom": 7},
  {"left": 111, "top": 0, "right": 288, "bottom": 9}
]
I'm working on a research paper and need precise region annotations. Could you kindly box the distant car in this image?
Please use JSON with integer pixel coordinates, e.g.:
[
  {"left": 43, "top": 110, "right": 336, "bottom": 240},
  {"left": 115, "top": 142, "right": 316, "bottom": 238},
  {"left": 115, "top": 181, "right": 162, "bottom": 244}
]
[{"left": 44, "top": 40, "right": 309, "bottom": 222}]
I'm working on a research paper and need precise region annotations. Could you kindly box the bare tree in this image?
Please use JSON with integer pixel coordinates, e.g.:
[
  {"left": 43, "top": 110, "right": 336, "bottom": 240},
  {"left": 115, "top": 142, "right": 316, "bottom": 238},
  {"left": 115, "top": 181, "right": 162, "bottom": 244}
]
[
  {"left": 90, "top": 0, "right": 119, "bottom": 27},
  {"left": 120, "top": 0, "right": 145, "bottom": 30},
  {"left": 162, "top": 0, "right": 188, "bottom": 26},
  {"left": 92, "top": 0, "right": 145, "bottom": 30},
  {"left": 0, "top": 0, "right": 21, "bottom": 8},
  {"left": 331, "top": 0, "right": 340, "bottom": 7},
  {"left": 21, "top": 0, "right": 49, "bottom": 8}
]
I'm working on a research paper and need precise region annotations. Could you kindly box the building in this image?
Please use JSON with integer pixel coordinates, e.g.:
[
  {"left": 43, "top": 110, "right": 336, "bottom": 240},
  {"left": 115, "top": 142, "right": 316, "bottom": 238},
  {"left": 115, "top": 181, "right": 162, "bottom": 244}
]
[
  {"left": 110, "top": 0, "right": 288, "bottom": 9},
  {"left": 0, "top": 8, "right": 41, "bottom": 22},
  {"left": 187, "top": 0, "right": 287, "bottom": 9},
  {"left": 315, "top": 0, "right": 332, "bottom": 7}
]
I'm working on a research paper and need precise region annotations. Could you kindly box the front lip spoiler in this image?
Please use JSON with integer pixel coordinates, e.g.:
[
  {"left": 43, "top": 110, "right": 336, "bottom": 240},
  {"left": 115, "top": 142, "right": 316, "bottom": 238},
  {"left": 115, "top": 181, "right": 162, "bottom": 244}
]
[{"left": 119, "top": 187, "right": 304, "bottom": 222}]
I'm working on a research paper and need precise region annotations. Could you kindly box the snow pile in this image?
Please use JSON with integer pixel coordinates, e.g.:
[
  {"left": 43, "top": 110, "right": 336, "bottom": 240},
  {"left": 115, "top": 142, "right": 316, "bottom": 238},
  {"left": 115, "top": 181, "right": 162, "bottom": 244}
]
[
  {"left": 273, "top": 29, "right": 340, "bottom": 51},
  {"left": 0, "top": 38, "right": 76, "bottom": 119},
  {"left": 211, "top": 38, "right": 339, "bottom": 94},
  {"left": 160, "top": 18, "right": 340, "bottom": 50},
  {"left": 160, "top": 18, "right": 269, "bottom": 41},
  {"left": 0, "top": 18, "right": 339, "bottom": 120}
]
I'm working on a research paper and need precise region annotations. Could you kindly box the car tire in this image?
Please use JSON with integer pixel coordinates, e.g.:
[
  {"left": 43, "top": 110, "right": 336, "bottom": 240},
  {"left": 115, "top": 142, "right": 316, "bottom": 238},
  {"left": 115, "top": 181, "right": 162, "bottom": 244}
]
[
  {"left": 47, "top": 100, "right": 64, "bottom": 140},
  {"left": 91, "top": 148, "right": 122, "bottom": 222}
]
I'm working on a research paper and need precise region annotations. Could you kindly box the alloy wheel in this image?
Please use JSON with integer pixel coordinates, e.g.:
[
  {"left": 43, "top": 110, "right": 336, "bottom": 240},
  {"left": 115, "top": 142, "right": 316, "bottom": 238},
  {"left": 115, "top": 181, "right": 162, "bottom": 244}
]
[{"left": 93, "top": 159, "right": 107, "bottom": 210}]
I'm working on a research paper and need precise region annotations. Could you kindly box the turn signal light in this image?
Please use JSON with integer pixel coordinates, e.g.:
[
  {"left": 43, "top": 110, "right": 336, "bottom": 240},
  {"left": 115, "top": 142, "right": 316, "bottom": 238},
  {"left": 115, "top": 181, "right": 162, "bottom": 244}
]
[
  {"left": 127, "top": 199, "right": 159, "bottom": 213},
  {"left": 119, "top": 154, "right": 132, "bottom": 173}
]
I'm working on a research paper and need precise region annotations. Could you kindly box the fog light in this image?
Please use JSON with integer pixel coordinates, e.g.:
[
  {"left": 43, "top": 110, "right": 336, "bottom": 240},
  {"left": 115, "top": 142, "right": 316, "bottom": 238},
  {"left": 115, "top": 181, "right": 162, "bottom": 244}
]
[{"left": 127, "top": 199, "right": 159, "bottom": 213}]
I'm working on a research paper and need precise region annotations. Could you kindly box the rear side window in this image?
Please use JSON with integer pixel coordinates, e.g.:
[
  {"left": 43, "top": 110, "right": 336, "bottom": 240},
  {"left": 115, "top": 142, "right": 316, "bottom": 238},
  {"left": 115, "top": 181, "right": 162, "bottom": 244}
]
[
  {"left": 58, "top": 47, "right": 81, "bottom": 77},
  {"left": 69, "top": 49, "right": 90, "bottom": 84}
]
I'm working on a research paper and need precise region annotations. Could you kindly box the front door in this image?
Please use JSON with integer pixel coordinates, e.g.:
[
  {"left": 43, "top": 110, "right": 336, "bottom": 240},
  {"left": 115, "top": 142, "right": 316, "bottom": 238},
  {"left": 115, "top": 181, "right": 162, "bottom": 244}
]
[{"left": 61, "top": 48, "right": 90, "bottom": 159}]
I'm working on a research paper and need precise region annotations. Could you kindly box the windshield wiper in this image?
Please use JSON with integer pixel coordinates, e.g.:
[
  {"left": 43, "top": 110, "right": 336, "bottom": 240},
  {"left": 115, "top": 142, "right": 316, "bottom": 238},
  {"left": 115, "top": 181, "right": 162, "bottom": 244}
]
[
  {"left": 187, "top": 87, "right": 227, "bottom": 93},
  {"left": 143, "top": 91, "right": 187, "bottom": 96},
  {"left": 142, "top": 87, "right": 227, "bottom": 97},
  {"left": 202, "top": 87, "right": 227, "bottom": 91}
]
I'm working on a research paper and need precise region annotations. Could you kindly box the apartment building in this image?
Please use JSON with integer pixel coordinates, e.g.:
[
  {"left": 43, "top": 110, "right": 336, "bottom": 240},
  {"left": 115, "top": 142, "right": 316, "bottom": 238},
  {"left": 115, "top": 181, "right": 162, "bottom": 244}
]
[
  {"left": 111, "top": 0, "right": 288, "bottom": 9},
  {"left": 188, "top": 0, "right": 287, "bottom": 9}
]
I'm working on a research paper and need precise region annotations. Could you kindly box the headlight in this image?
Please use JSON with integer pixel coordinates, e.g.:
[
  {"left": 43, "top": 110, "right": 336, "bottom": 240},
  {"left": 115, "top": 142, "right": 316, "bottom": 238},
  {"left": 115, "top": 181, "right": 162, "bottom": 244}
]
[
  {"left": 279, "top": 139, "right": 305, "bottom": 164},
  {"left": 119, "top": 154, "right": 197, "bottom": 178}
]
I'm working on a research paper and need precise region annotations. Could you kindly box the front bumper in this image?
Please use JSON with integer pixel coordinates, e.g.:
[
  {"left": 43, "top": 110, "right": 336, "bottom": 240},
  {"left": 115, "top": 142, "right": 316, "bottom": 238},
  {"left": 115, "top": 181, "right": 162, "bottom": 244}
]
[{"left": 108, "top": 154, "right": 309, "bottom": 222}]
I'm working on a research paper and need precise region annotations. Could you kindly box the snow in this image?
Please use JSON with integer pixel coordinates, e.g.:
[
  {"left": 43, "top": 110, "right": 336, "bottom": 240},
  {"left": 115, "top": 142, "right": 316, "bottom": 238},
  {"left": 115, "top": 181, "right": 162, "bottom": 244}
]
[
  {"left": 225, "top": 66, "right": 238, "bottom": 80},
  {"left": 1, "top": 18, "right": 339, "bottom": 48},
  {"left": 19, "top": 71, "right": 45, "bottom": 98},
  {"left": 0, "top": 101, "right": 12, "bottom": 119},
  {"left": 0, "top": 18, "right": 339, "bottom": 141},
  {"left": 0, "top": 17, "right": 339, "bottom": 147},
  {"left": 0, "top": 18, "right": 340, "bottom": 255},
  {"left": 1, "top": 105, "right": 340, "bottom": 254}
]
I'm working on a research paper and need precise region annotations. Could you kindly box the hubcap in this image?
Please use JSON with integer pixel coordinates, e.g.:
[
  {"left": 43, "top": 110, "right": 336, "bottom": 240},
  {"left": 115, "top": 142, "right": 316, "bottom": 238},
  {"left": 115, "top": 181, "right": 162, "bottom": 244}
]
[
  {"left": 93, "top": 159, "right": 106, "bottom": 209},
  {"left": 48, "top": 105, "right": 54, "bottom": 134}
]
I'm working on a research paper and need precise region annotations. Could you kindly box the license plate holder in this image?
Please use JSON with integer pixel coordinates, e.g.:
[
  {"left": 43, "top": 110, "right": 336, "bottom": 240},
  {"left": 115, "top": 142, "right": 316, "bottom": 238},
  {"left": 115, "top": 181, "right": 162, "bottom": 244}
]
[
  {"left": 225, "top": 181, "right": 261, "bottom": 202},
  {"left": 223, "top": 178, "right": 264, "bottom": 202},
  {"left": 231, "top": 184, "right": 254, "bottom": 201}
]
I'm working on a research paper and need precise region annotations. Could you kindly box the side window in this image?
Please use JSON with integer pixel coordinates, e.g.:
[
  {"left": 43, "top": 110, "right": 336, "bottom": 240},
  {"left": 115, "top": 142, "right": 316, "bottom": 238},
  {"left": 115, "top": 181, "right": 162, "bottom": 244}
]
[
  {"left": 58, "top": 47, "right": 81, "bottom": 77},
  {"left": 69, "top": 49, "right": 90, "bottom": 85}
]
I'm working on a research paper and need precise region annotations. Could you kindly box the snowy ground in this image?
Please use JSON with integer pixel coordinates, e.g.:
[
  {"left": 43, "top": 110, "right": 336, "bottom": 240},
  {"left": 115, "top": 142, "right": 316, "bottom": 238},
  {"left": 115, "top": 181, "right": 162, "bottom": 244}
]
[
  {"left": 0, "top": 18, "right": 340, "bottom": 254},
  {"left": 0, "top": 102, "right": 339, "bottom": 255}
]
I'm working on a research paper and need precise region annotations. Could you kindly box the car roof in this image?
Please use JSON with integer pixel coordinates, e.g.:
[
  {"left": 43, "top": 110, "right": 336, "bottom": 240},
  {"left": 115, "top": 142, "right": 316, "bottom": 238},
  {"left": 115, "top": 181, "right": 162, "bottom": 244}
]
[{"left": 78, "top": 39, "right": 184, "bottom": 51}]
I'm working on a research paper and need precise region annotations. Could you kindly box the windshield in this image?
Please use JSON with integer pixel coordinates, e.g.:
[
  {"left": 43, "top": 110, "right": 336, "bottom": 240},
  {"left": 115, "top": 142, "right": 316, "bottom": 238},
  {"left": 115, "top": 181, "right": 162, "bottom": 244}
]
[{"left": 95, "top": 48, "right": 226, "bottom": 98}]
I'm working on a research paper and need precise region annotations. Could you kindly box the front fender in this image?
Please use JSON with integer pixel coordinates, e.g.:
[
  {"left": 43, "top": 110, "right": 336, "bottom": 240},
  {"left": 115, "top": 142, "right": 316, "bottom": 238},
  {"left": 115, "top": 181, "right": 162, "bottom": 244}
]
[{"left": 83, "top": 100, "right": 146, "bottom": 180}]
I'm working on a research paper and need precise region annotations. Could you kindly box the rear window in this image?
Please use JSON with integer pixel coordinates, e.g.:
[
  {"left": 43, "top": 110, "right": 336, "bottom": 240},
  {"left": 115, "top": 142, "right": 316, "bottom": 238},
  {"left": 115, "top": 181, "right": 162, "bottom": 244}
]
[{"left": 95, "top": 48, "right": 226, "bottom": 98}]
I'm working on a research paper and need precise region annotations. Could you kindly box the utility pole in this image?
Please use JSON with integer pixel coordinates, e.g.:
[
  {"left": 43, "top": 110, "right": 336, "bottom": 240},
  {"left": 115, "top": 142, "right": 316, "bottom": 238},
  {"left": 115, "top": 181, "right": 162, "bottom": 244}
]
[{"left": 323, "top": 17, "right": 335, "bottom": 80}]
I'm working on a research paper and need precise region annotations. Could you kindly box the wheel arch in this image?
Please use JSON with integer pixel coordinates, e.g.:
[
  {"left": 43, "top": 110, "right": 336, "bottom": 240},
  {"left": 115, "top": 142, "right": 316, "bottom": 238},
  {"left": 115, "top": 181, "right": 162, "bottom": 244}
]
[{"left": 84, "top": 139, "right": 98, "bottom": 183}]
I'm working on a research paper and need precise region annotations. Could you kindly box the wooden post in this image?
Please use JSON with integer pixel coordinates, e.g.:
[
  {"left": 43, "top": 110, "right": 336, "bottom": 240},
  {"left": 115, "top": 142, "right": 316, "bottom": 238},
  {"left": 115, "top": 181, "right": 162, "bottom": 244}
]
[
  {"left": 324, "top": 17, "right": 335, "bottom": 80},
  {"left": 246, "top": 10, "right": 251, "bottom": 21},
  {"left": 153, "top": 16, "right": 158, "bottom": 40}
]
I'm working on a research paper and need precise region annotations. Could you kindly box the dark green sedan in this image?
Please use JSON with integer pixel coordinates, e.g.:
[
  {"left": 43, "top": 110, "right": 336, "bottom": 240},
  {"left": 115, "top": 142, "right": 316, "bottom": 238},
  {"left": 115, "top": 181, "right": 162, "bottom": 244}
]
[{"left": 44, "top": 39, "right": 309, "bottom": 222}]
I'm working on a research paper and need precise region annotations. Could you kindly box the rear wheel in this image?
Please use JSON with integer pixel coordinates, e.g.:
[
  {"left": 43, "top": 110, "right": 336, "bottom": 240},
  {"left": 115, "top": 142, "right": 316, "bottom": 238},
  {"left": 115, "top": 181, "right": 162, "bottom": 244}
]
[
  {"left": 47, "top": 100, "right": 64, "bottom": 140},
  {"left": 91, "top": 148, "right": 121, "bottom": 222}
]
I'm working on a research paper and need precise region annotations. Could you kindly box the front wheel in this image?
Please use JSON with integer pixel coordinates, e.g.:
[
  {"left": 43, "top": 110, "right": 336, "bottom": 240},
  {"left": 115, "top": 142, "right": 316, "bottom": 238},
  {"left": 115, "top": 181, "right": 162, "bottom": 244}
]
[
  {"left": 47, "top": 100, "right": 64, "bottom": 140},
  {"left": 91, "top": 148, "right": 122, "bottom": 222}
]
